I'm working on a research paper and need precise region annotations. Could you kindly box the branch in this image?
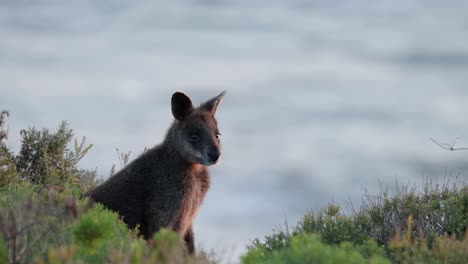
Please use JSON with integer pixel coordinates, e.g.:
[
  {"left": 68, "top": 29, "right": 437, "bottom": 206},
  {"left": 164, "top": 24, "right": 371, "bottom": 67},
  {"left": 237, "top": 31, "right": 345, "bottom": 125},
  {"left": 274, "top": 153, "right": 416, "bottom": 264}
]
[{"left": 430, "top": 138, "right": 468, "bottom": 151}]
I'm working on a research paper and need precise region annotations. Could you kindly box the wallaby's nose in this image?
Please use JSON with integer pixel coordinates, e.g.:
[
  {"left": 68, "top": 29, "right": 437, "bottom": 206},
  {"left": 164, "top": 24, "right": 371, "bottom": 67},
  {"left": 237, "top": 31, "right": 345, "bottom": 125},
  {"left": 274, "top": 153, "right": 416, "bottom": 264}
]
[{"left": 208, "top": 148, "right": 221, "bottom": 163}]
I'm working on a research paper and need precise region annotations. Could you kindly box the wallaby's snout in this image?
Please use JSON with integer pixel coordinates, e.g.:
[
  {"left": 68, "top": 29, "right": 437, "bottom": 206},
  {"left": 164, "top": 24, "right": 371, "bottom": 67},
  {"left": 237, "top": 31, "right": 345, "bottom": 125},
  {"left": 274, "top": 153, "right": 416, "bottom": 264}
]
[{"left": 208, "top": 147, "right": 221, "bottom": 164}]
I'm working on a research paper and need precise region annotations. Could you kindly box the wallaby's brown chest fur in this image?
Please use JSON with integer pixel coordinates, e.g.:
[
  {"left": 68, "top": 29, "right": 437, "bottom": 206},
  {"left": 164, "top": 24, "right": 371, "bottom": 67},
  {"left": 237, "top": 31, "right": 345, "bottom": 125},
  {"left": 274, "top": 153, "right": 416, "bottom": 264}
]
[
  {"left": 174, "top": 165, "right": 210, "bottom": 236},
  {"left": 87, "top": 91, "right": 225, "bottom": 254}
]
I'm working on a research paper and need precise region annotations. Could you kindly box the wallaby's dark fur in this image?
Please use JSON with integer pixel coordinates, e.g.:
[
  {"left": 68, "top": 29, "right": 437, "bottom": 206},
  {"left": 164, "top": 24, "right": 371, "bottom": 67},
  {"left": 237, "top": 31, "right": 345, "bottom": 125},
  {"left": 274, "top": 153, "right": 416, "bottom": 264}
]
[{"left": 87, "top": 91, "right": 226, "bottom": 254}]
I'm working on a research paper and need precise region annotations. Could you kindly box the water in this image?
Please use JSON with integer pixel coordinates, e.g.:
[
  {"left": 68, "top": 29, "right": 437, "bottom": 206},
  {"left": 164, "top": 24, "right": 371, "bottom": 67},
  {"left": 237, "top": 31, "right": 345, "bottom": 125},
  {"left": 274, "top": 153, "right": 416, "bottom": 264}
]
[{"left": 1, "top": 0, "right": 468, "bottom": 262}]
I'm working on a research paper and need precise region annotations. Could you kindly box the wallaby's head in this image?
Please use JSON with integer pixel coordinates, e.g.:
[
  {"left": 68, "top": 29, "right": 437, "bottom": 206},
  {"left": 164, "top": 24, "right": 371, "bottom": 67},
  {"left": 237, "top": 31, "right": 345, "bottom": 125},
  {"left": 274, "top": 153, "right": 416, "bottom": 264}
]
[{"left": 167, "top": 91, "right": 226, "bottom": 166}]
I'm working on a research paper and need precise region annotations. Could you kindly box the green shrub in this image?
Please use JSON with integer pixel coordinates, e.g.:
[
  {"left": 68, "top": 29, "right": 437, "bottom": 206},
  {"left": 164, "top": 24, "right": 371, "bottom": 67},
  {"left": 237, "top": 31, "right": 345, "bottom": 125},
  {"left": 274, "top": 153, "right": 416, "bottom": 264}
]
[
  {"left": 0, "top": 235, "right": 7, "bottom": 264},
  {"left": 72, "top": 204, "right": 131, "bottom": 263},
  {"left": 388, "top": 216, "right": 468, "bottom": 263},
  {"left": 247, "top": 179, "right": 468, "bottom": 263},
  {"left": 74, "top": 205, "right": 119, "bottom": 247},
  {"left": 243, "top": 234, "right": 390, "bottom": 264},
  {"left": 0, "top": 110, "right": 18, "bottom": 187},
  {"left": 14, "top": 121, "right": 94, "bottom": 189},
  {"left": 340, "top": 239, "right": 386, "bottom": 260},
  {"left": 0, "top": 113, "right": 96, "bottom": 190},
  {"left": 0, "top": 182, "right": 211, "bottom": 264},
  {"left": 362, "top": 181, "right": 468, "bottom": 245},
  {"left": 298, "top": 204, "right": 373, "bottom": 246},
  {"left": 0, "top": 183, "right": 80, "bottom": 263},
  {"left": 248, "top": 228, "right": 290, "bottom": 252}
]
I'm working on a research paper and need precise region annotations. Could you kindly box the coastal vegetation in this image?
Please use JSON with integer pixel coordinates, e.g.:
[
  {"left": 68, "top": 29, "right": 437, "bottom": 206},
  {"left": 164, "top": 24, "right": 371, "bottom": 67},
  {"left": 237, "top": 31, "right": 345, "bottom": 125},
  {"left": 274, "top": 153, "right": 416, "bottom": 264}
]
[{"left": 1, "top": 112, "right": 466, "bottom": 263}]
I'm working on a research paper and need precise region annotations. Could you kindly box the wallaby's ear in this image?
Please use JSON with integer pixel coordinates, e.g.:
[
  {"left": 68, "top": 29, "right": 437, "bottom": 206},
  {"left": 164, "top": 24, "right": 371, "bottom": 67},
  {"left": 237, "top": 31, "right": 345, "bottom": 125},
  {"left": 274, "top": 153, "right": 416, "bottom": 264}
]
[
  {"left": 171, "top": 92, "right": 194, "bottom": 121},
  {"left": 200, "top": 90, "right": 226, "bottom": 115}
]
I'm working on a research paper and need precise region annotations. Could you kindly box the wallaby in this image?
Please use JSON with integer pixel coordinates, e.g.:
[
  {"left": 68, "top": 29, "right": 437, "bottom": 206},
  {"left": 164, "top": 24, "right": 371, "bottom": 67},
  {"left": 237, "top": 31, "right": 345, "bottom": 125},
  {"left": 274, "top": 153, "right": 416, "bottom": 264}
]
[{"left": 87, "top": 91, "right": 226, "bottom": 254}]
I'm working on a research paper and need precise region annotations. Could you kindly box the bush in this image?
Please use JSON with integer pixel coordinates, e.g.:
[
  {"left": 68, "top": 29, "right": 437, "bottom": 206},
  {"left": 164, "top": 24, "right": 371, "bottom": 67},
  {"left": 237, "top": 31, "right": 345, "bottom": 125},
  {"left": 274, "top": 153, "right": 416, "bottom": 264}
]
[
  {"left": 0, "top": 111, "right": 18, "bottom": 187},
  {"left": 0, "top": 183, "right": 81, "bottom": 263},
  {"left": 0, "top": 183, "right": 212, "bottom": 264},
  {"left": 14, "top": 121, "right": 94, "bottom": 190},
  {"left": 243, "top": 234, "right": 390, "bottom": 264},
  {"left": 361, "top": 181, "right": 468, "bottom": 245},
  {"left": 0, "top": 111, "right": 96, "bottom": 190},
  {"left": 388, "top": 216, "right": 468, "bottom": 263},
  {"left": 246, "top": 180, "right": 468, "bottom": 264},
  {"left": 297, "top": 204, "right": 374, "bottom": 246},
  {"left": 0, "top": 235, "right": 7, "bottom": 264},
  {"left": 72, "top": 204, "right": 132, "bottom": 263}
]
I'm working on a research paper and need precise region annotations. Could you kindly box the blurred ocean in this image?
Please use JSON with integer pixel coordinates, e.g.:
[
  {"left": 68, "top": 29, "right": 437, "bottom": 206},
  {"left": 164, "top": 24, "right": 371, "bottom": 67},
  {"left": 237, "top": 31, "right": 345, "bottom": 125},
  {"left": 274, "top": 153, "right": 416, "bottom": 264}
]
[{"left": 1, "top": 0, "right": 468, "bottom": 262}]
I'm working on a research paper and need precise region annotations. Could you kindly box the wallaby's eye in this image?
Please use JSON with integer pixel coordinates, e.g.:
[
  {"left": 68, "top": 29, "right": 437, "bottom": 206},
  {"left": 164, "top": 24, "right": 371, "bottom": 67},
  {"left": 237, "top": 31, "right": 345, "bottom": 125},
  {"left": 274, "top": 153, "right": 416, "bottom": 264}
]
[
  {"left": 190, "top": 134, "right": 200, "bottom": 142},
  {"left": 216, "top": 132, "right": 221, "bottom": 139}
]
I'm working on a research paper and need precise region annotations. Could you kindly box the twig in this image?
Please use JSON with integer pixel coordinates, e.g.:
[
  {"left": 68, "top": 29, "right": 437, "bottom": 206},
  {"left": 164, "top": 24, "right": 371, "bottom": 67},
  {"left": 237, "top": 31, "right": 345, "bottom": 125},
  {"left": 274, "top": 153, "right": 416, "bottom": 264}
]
[
  {"left": 116, "top": 148, "right": 131, "bottom": 168},
  {"left": 430, "top": 138, "right": 468, "bottom": 151}
]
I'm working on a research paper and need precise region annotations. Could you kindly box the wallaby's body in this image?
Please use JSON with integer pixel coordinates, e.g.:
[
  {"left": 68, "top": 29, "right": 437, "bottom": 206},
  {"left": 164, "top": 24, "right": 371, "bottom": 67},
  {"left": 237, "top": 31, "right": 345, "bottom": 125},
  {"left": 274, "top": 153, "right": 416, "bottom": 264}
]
[{"left": 88, "top": 91, "right": 225, "bottom": 254}]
